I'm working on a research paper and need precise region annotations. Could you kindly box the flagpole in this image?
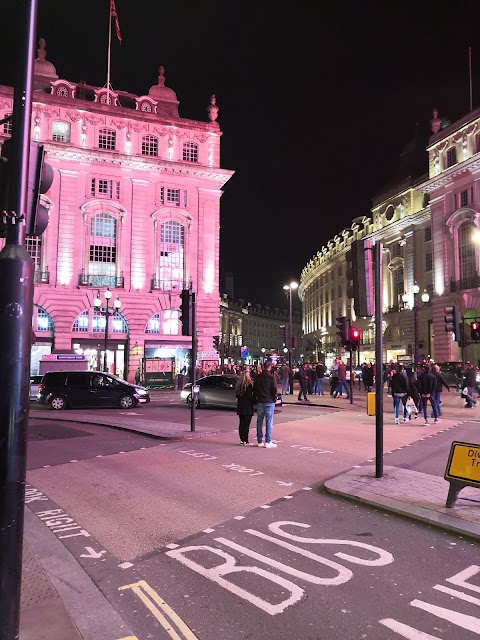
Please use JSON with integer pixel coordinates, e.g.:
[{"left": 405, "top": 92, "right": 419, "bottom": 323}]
[
  {"left": 106, "top": 0, "right": 112, "bottom": 105},
  {"left": 469, "top": 46, "right": 473, "bottom": 112}
]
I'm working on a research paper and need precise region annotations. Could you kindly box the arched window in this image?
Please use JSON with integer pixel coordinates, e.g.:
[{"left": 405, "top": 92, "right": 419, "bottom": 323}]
[
  {"left": 458, "top": 220, "right": 477, "bottom": 283},
  {"left": 56, "top": 86, "right": 69, "bottom": 97},
  {"left": 141, "top": 102, "right": 152, "bottom": 113},
  {"left": 145, "top": 313, "right": 160, "bottom": 334},
  {"left": 141, "top": 135, "right": 158, "bottom": 156},
  {"left": 73, "top": 308, "right": 128, "bottom": 334},
  {"left": 98, "top": 128, "right": 116, "bottom": 150},
  {"left": 446, "top": 146, "right": 457, "bottom": 168},
  {"left": 157, "top": 220, "right": 185, "bottom": 290},
  {"left": 34, "top": 307, "right": 54, "bottom": 332},
  {"left": 88, "top": 212, "right": 117, "bottom": 286},
  {"left": 182, "top": 141, "right": 198, "bottom": 163}
]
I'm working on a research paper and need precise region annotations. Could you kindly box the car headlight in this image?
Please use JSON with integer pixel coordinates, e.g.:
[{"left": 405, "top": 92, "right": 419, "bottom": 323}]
[{"left": 135, "top": 387, "right": 148, "bottom": 395}]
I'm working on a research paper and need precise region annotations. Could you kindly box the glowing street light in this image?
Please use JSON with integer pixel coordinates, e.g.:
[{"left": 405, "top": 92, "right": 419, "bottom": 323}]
[
  {"left": 94, "top": 288, "right": 121, "bottom": 372},
  {"left": 283, "top": 281, "right": 298, "bottom": 394}
]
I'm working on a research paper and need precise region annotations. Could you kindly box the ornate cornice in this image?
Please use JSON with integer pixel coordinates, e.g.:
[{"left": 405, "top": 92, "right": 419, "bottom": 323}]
[{"left": 420, "top": 157, "right": 480, "bottom": 193}]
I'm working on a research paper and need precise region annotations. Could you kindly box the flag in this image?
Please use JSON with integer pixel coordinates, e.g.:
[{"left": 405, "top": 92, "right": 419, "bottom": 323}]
[{"left": 110, "top": 0, "right": 122, "bottom": 43}]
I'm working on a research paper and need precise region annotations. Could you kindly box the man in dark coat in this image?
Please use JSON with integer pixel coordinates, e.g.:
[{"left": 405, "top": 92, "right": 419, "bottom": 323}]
[
  {"left": 432, "top": 363, "right": 450, "bottom": 417},
  {"left": 297, "top": 364, "right": 309, "bottom": 401},
  {"left": 417, "top": 364, "right": 438, "bottom": 425},
  {"left": 253, "top": 360, "right": 278, "bottom": 447},
  {"left": 463, "top": 362, "right": 477, "bottom": 408}
]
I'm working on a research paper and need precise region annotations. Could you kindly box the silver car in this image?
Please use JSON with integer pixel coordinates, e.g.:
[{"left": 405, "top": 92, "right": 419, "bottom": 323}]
[{"left": 180, "top": 374, "right": 282, "bottom": 409}]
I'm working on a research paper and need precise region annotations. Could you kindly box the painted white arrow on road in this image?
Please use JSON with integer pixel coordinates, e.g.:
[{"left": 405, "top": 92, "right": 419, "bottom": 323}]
[
  {"left": 80, "top": 547, "right": 107, "bottom": 559},
  {"left": 119, "top": 412, "right": 143, "bottom": 415},
  {"left": 276, "top": 481, "right": 293, "bottom": 486}
]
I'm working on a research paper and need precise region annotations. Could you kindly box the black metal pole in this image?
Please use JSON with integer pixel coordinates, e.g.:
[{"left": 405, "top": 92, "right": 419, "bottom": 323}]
[
  {"left": 103, "top": 302, "right": 110, "bottom": 372},
  {"left": 349, "top": 349, "right": 353, "bottom": 404},
  {"left": 288, "top": 289, "right": 294, "bottom": 394},
  {"left": 0, "top": 2, "right": 37, "bottom": 638},
  {"left": 190, "top": 292, "right": 196, "bottom": 432},
  {"left": 413, "top": 298, "right": 418, "bottom": 366},
  {"left": 374, "top": 242, "right": 384, "bottom": 478}
]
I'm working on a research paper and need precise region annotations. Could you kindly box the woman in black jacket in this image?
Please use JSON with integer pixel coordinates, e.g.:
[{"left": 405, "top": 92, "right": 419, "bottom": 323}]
[{"left": 235, "top": 369, "right": 255, "bottom": 445}]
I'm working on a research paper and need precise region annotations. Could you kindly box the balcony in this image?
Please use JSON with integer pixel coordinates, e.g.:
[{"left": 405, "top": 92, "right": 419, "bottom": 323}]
[
  {"left": 78, "top": 273, "right": 124, "bottom": 288},
  {"left": 34, "top": 270, "right": 49, "bottom": 284},
  {"left": 150, "top": 278, "right": 186, "bottom": 292},
  {"left": 450, "top": 274, "right": 480, "bottom": 292},
  {"left": 384, "top": 303, "right": 407, "bottom": 314}
]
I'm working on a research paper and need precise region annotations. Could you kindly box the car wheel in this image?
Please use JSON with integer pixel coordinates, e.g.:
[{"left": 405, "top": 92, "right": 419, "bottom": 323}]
[
  {"left": 119, "top": 395, "right": 135, "bottom": 409},
  {"left": 50, "top": 395, "right": 67, "bottom": 410},
  {"left": 187, "top": 394, "right": 200, "bottom": 408}
]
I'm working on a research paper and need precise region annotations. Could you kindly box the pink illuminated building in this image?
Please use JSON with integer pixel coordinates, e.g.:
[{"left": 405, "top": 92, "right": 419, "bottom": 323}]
[{"left": 0, "top": 41, "right": 233, "bottom": 382}]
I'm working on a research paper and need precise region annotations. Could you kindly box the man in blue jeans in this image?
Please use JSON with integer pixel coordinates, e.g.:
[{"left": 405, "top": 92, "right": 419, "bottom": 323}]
[{"left": 253, "top": 360, "right": 278, "bottom": 448}]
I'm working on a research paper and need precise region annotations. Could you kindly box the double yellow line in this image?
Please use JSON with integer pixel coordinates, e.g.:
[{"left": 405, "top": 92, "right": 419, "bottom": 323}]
[{"left": 119, "top": 580, "right": 199, "bottom": 640}]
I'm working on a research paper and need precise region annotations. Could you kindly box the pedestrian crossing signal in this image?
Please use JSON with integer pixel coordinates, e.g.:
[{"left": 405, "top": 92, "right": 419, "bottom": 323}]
[{"left": 471, "top": 321, "right": 480, "bottom": 341}]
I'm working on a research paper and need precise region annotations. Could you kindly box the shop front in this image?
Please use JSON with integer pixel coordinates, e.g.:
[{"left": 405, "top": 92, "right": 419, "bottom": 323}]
[
  {"left": 143, "top": 341, "right": 192, "bottom": 389},
  {"left": 72, "top": 338, "right": 127, "bottom": 378}
]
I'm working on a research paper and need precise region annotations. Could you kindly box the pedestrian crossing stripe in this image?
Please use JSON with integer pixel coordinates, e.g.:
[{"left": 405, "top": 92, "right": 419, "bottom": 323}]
[{"left": 119, "top": 580, "right": 198, "bottom": 640}]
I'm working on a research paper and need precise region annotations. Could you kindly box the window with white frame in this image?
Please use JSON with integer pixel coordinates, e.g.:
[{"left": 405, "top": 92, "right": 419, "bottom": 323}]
[
  {"left": 140, "top": 102, "right": 152, "bottom": 113},
  {"left": 446, "top": 146, "right": 457, "bottom": 168},
  {"left": 141, "top": 135, "right": 158, "bottom": 156},
  {"left": 182, "top": 141, "right": 198, "bottom": 163},
  {"left": 91, "top": 178, "right": 120, "bottom": 200},
  {"left": 163, "top": 310, "right": 179, "bottom": 335},
  {"left": 393, "top": 266, "right": 404, "bottom": 305},
  {"left": 52, "top": 121, "right": 71, "bottom": 143},
  {"left": 458, "top": 220, "right": 477, "bottom": 281},
  {"left": 98, "top": 128, "right": 116, "bottom": 150},
  {"left": 88, "top": 213, "right": 117, "bottom": 277},
  {"left": 26, "top": 237, "right": 42, "bottom": 272},
  {"left": 36, "top": 307, "right": 54, "bottom": 332},
  {"left": 158, "top": 220, "right": 184, "bottom": 289},
  {"left": 73, "top": 310, "right": 89, "bottom": 332},
  {"left": 3, "top": 113, "right": 12, "bottom": 135},
  {"left": 158, "top": 187, "right": 187, "bottom": 208}
]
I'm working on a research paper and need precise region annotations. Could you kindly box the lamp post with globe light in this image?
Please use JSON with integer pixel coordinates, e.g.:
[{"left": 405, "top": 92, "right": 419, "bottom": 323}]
[
  {"left": 94, "top": 288, "right": 121, "bottom": 372},
  {"left": 283, "top": 281, "right": 298, "bottom": 394},
  {"left": 402, "top": 282, "right": 429, "bottom": 365}
]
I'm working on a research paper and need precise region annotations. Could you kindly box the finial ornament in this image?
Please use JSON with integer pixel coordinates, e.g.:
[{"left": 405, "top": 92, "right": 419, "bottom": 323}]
[
  {"left": 208, "top": 94, "right": 219, "bottom": 122},
  {"left": 37, "top": 38, "right": 47, "bottom": 60},
  {"left": 158, "top": 66, "right": 165, "bottom": 87},
  {"left": 431, "top": 108, "right": 441, "bottom": 134}
]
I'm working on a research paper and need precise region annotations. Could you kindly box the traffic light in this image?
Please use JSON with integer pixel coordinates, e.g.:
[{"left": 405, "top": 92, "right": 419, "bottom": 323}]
[
  {"left": 26, "top": 142, "right": 54, "bottom": 237},
  {"left": 345, "top": 239, "right": 374, "bottom": 317},
  {"left": 335, "top": 316, "right": 350, "bottom": 347},
  {"left": 0, "top": 140, "right": 54, "bottom": 237},
  {"left": 471, "top": 321, "right": 480, "bottom": 341},
  {"left": 179, "top": 289, "right": 192, "bottom": 336},
  {"left": 349, "top": 327, "right": 361, "bottom": 351},
  {"left": 444, "top": 304, "right": 461, "bottom": 341},
  {"left": 279, "top": 325, "right": 287, "bottom": 345},
  {"left": 213, "top": 335, "right": 220, "bottom": 351}
]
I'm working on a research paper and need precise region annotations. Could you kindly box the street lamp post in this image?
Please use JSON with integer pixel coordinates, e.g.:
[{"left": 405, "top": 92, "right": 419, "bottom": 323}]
[
  {"left": 94, "top": 288, "right": 121, "bottom": 372},
  {"left": 402, "top": 282, "right": 429, "bottom": 366},
  {"left": 283, "top": 281, "right": 298, "bottom": 394}
]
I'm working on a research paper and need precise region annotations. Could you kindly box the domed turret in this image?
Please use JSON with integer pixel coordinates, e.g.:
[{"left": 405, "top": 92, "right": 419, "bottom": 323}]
[
  {"left": 148, "top": 66, "right": 179, "bottom": 118},
  {"left": 33, "top": 39, "right": 58, "bottom": 91}
]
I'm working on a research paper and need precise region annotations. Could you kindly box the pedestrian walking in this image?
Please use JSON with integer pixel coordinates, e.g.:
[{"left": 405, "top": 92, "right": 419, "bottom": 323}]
[
  {"left": 417, "top": 364, "right": 438, "bottom": 425},
  {"left": 406, "top": 369, "right": 420, "bottom": 419},
  {"left": 455, "top": 362, "right": 464, "bottom": 392},
  {"left": 314, "top": 362, "right": 326, "bottom": 395},
  {"left": 329, "top": 359, "right": 339, "bottom": 396},
  {"left": 235, "top": 369, "right": 255, "bottom": 445},
  {"left": 297, "top": 364, "right": 309, "bottom": 401},
  {"left": 333, "top": 360, "right": 350, "bottom": 399},
  {"left": 431, "top": 363, "right": 450, "bottom": 417},
  {"left": 462, "top": 362, "right": 477, "bottom": 408},
  {"left": 253, "top": 360, "right": 278, "bottom": 448},
  {"left": 279, "top": 362, "right": 290, "bottom": 395},
  {"left": 390, "top": 364, "right": 410, "bottom": 424},
  {"left": 362, "top": 363, "right": 374, "bottom": 392}
]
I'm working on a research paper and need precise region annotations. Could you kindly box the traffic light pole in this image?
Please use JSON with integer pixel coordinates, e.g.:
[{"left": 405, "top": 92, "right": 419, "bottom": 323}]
[
  {"left": 190, "top": 292, "right": 196, "bottom": 432},
  {"left": 374, "top": 241, "right": 384, "bottom": 478},
  {"left": 0, "top": 2, "right": 38, "bottom": 638},
  {"left": 349, "top": 349, "right": 353, "bottom": 405}
]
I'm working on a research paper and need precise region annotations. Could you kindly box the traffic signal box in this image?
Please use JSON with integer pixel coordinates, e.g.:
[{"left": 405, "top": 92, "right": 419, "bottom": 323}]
[
  {"left": 335, "top": 316, "right": 350, "bottom": 347},
  {"left": 0, "top": 139, "right": 54, "bottom": 237},
  {"left": 471, "top": 321, "right": 480, "bottom": 341},
  {"left": 346, "top": 239, "right": 374, "bottom": 318},
  {"left": 349, "top": 327, "right": 361, "bottom": 351},
  {"left": 180, "top": 289, "right": 192, "bottom": 336},
  {"left": 213, "top": 335, "right": 220, "bottom": 351}
]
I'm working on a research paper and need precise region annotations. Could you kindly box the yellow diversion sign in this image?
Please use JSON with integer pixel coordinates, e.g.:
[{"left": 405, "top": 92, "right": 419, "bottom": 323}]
[{"left": 444, "top": 441, "right": 480, "bottom": 507}]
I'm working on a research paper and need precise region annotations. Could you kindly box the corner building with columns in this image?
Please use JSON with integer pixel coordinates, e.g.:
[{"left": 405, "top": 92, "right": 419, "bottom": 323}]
[{"left": 0, "top": 41, "right": 233, "bottom": 381}]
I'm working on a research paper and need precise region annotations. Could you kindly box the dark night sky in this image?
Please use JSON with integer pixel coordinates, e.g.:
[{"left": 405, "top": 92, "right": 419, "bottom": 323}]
[{"left": 1, "top": 1, "right": 480, "bottom": 310}]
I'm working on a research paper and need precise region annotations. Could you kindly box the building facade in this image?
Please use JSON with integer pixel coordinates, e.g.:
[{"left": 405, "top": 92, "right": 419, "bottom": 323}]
[
  {"left": 219, "top": 295, "right": 302, "bottom": 365},
  {"left": 0, "top": 41, "right": 233, "bottom": 382}
]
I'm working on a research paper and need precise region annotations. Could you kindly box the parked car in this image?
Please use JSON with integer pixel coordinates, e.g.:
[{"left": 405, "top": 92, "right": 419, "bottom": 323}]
[
  {"left": 30, "top": 375, "right": 43, "bottom": 400},
  {"left": 180, "top": 374, "right": 282, "bottom": 409},
  {"left": 435, "top": 362, "right": 480, "bottom": 387},
  {"left": 37, "top": 371, "right": 150, "bottom": 410}
]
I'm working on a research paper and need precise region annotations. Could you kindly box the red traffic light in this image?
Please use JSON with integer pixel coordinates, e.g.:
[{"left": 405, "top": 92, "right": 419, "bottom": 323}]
[
  {"left": 472, "top": 322, "right": 479, "bottom": 331},
  {"left": 351, "top": 328, "right": 360, "bottom": 339}
]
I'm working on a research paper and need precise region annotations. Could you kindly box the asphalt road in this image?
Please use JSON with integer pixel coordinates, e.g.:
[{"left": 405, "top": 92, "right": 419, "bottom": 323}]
[{"left": 25, "top": 404, "right": 480, "bottom": 639}]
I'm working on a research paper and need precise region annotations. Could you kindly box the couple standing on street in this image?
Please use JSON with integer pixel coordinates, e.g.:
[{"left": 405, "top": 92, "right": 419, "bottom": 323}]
[{"left": 235, "top": 361, "right": 278, "bottom": 448}]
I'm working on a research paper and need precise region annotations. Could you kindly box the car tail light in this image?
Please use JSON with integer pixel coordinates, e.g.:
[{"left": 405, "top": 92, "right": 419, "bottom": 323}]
[{"left": 38, "top": 383, "right": 44, "bottom": 392}]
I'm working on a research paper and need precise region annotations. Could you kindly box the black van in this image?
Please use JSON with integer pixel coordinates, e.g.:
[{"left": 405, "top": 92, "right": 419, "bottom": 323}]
[{"left": 37, "top": 371, "right": 150, "bottom": 410}]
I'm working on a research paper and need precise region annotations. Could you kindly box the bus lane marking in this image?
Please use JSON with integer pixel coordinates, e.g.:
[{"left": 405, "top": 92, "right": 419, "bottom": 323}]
[{"left": 118, "top": 580, "right": 199, "bottom": 640}]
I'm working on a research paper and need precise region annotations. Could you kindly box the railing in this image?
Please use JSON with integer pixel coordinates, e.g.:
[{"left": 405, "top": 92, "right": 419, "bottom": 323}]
[
  {"left": 34, "top": 270, "right": 49, "bottom": 284},
  {"left": 150, "top": 278, "right": 186, "bottom": 292},
  {"left": 78, "top": 273, "right": 124, "bottom": 288},
  {"left": 385, "top": 303, "right": 408, "bottom": 314},
  {"left": 450, "top": 274, "right": 480, "bottom": 292}
]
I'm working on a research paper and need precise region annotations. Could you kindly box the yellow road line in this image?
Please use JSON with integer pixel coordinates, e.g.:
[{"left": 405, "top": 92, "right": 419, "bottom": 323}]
[
  {"left": 116, "top": 637, "right": 139, "bottom": 640},
  {"left": 119, "top": 580, "right": 198, "bottom": 640}
]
